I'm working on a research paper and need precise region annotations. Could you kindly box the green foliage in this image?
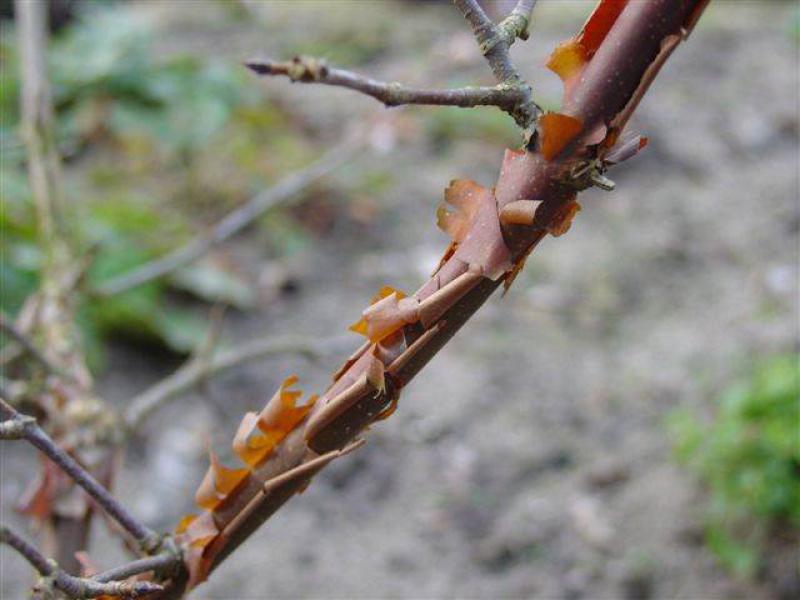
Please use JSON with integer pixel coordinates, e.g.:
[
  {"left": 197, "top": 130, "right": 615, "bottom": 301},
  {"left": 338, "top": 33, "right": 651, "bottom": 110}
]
[
  {"left": 0, "top": 167, "right": 40, "bottom": 315},
  {"left": 44, "top": 6, "right": 257, "bottom": 163},
  {"left": 2, "top": 0, "right": 399, "bottom": 368},
  {"left": 670, "top": 354, "right": 800, "bottom": 576},
  {"left": 0, "top": 3, "right": 325, "bottom": 364}
]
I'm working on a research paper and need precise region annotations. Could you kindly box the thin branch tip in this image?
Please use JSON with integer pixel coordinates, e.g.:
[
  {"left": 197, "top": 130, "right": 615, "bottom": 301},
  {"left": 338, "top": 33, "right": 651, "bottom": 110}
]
[
  {"left": 246, "top": 55, "right": 329, "bottom": 81},
  {"left": 2, "top": 524, "right": 164, "bottom": 599},
  {"left": 0, "top": 398, "right": 157, "bottom": 547},
  {"left": 247, "top": 54, "right": 538, "bottom": 130},
  {"left": 244, "top": 58, "right": 270, "bottom": 75},
  {"left": 94, "top": 141, "right": 357, "bottom": 297}
]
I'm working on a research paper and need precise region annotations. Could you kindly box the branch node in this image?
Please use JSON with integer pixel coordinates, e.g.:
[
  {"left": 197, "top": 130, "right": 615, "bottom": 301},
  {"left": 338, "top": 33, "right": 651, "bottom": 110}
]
[
  {"left": 0, "top": 414, "right": 35, "bottom": 439},
  {"left": 0, "top": 397, "right": 158, "bottom": 547},
  {"left": 477, "top": 25, "right": 503, "bottom": 57},
  {"left": 590, "top": 171, "right": 616, "bottom": 191}
]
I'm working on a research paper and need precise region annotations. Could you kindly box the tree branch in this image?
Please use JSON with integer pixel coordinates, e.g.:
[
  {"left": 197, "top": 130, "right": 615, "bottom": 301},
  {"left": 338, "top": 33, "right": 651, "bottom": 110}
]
[
  {"left": 0, "top": 524, "right": 164, "bottom": 599},
  {"left": 94, "top": 140, "right": 362, "bottom": 298},
  {"left": 158, "top": 2, "right": 710, "bottom": 595},
  {"left": 0, "top": 397, "right": 159, "bottom": 550},
  {"left": 245, "top": 0, "right": 543, "bottom": 133},
  {"left": 91, "top": 552, "right": 179, "bottom": 584},
  {"left": 246, "top": 56, "right": 524, "bottom": 111},
  {"left": 16, "top": 0, "right": 110, "bottom": 570},
  {"left": 500, "top": 0, "right": 539, "bottom": 44},
  {"left": 17, "top": 0, "right": 65, "bottom": 249},
  {"left": 453, "top": 0, "right": 523, "bottom": 83},
  {"left": 123, "top": 334, "right": 350, "bottom": 432}
]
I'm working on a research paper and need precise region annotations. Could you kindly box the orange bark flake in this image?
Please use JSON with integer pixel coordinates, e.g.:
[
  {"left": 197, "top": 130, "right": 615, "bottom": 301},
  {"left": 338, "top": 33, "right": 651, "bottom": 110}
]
[
  {"left": 17, "top": 457, "right": 72, "bottom": 521},
  {"left": 232, "top": 376, "right": 317, "bottom": 466},
  {"left": 195, "top": 452, "right": 249, "bottom": 511},
  {"left": 546, "top": 39, "right": 587, "bottom": 82},
  {"left": 181, "top": 511, "right": 219, "bottom": 549},
  {"left": 349, "top": 286, "right": 419, "bottom": 343},
  {"left": 547, "top": 0, "right": 628, "bottom": 99},
  {"left": 548, "top": 200, "right": 582, "bottom": 237},
  {"left": 437, "top": 179, "right": 487, "bottom": 243},
  {"left": 181, "top": 511, "right": 220, "bottom": 588},
  {"left": 175, "top": 513, "right": 197, "bottom": 534},
  {"left": 538, "top": 113, "right": 583, "bottom": 161},
  {"left": 436, "top": 179, "right": 512, "bottom": 280}
]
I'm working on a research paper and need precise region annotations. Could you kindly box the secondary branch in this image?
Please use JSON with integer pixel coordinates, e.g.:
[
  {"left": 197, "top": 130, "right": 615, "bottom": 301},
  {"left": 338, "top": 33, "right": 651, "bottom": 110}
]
[
  {"left": 0, "top": 524, "right": 164, "bottom": 599},
  {"left": 0, "top": 397, "right": 159, "bottom": 550},
  {"left": 246, "top": 56, "right": 521, "bottom": 109},
  {"left": 94, "top": 139, "right": 360, "bottom": 297}
]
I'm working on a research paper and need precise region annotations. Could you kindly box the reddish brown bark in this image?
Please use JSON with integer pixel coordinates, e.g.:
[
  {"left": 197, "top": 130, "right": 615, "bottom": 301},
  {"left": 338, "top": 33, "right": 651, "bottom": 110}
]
[{"left": 165, "top": 1, "right": 711, "bottom": 595}]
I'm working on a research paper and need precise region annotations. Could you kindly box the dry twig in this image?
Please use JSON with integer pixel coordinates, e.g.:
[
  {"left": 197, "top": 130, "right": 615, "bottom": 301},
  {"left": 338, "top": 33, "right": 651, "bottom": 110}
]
[
  {"left": 247, "top": 1, "right": 540, "bottom": 132},
  {"left": 159, "top": 2, "right": 710, "bottom": 595},
  {"left": 0, "top": 524, "right": 165, "bottom": 599},
  {"left": 15, "top": 0, "right": 109, "bottom": 570},
  {"left": 0, "top": 397, "right": 158, "bottom": 550},
  {"left": 246, "top": 57, "right": 529, "bottom": 120},
  {"left": 94, "top": 140, "right": 362, "bottom": 298},
  {"left": 91, "top": 552, "right": 179, "bottom": 584}
]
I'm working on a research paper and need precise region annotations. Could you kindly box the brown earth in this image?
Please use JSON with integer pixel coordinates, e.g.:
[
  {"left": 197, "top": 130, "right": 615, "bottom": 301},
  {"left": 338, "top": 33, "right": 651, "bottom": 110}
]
[{"left": 1, "top": 1, "right": 798, "bottom": 599}]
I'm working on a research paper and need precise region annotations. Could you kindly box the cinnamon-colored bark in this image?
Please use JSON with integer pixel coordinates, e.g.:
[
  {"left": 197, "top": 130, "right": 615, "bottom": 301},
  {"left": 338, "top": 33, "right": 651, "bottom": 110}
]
[{"left": 164, "top": 1, "right": 710, "bottom": 595}]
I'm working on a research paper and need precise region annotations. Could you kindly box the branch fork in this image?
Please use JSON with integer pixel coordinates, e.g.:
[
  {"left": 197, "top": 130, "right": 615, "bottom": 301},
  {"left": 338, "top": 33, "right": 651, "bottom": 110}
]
[
  {"left": 247, "top": 0, "right": 542, "bottom": 135},
  {"left": 1, "top": 524, "right": 168, "bottom": 599}
]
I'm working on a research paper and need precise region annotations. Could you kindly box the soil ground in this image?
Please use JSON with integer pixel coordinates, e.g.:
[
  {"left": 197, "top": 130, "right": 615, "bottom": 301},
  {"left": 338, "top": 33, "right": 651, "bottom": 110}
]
[{"left": 1, "top": 1, "right": 798, "bottom": 599}]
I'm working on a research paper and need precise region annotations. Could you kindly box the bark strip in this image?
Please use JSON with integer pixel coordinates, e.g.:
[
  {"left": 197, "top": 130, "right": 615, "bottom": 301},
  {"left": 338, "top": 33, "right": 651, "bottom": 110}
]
[{"left": 165, "top": 1, "right": 710, "bottom": 595}]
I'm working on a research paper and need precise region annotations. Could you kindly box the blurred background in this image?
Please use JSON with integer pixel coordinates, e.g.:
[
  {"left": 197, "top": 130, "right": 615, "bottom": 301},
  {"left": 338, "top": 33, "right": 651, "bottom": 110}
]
[{"left": 1, "top": 1, "right": 798, "bottom": 598}]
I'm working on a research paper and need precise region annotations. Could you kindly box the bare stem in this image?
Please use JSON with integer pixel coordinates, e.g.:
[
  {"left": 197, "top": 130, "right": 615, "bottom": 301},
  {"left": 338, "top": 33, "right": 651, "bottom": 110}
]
[
  {"left": 500, "top": 0, "right": 539, "bottom": 43},
  {"left": 92, "top": 552, "right": 180, "bottom": 584},
  {"left": 453, "top": 0, "right": 519, "bottom": 83},
  {"left": 123, "top": 334, "right": 350, "bottom": 432},
  {"left": 0, "top": 397, "right": 159, "bottom": 550},
  {"left": 16, "top": 0, "right": 65, "bottom": 251},
  {"left": 246, "top": 56, "right": 525, "bottom": 111},
  {"left": 247, "top": 1, "right": 543, "bottom": 134},
  {"left": 450, "top": 0, "right": 539, "bottom": 130},
  {"left": 94, "top": 140, "right": 361, "bottom": 298},
  {"left": 1, "top": 523, "right": 52, "bottom": 575},
  {"left": 1, "top": 524, "right": 164, "bottom": 599}
]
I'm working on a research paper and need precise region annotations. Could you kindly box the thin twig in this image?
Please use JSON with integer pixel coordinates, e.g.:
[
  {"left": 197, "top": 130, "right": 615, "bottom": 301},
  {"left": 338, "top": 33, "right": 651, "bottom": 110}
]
[
  {"left": 499, "top": 0, "right": 539, "bottom": 44},
  {"left": 1, "top": 523, "right": 53, "bottom": 575},
  {"left": 0, "top": 397, "right": 159, "bottom": 550},
  {"left": 450, "top": 0, "right": 539, "bottom": 131},
  {"left": 246, "top": 3, "right": 542, "bottom": 132},
  {"left": 0, "top": 310, "right": 70, "bottom": 379},
  {"left": 94, "top": 140, "right": 362, "bottom": 298},
  {"left": 17, "top": 0, "right": 65, "bottom": 248},
  {"left": 1, "top": 524, "right": 164, "bottom": 599},
  {"left": 453, "top": 0, "right": 520, "bottom": 83},
  {"left": 246, "top": 56, "right": 526, "bottom": 112},
  {"left": 123, "top": 335, "right": 350, "bottom": 431},
  {"left": 92, "top": 552, "right": 179, "bottom": 584}
]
